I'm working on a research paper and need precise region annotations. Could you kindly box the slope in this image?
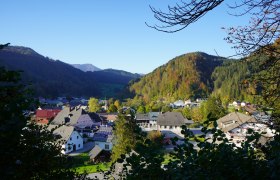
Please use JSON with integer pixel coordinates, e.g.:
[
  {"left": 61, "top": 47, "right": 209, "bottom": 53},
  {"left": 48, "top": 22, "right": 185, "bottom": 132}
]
[
  {"left": 129, "top": 52, "right": 224, "bottom": 102},
  {"left": 0, "top": 46, "right": 139, "bottom": 98}
]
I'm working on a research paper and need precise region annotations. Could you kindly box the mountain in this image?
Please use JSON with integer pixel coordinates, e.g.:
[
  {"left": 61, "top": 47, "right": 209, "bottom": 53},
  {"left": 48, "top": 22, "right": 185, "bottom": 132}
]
[
  {"left": 129, "top": 52, "right": 225, "bottom": 102},
  {"left": 0, "top": 46, "right": 139, "bottom": 98},
  {"left": 71, "top": 64, "right": 101, "bottom": 72}
]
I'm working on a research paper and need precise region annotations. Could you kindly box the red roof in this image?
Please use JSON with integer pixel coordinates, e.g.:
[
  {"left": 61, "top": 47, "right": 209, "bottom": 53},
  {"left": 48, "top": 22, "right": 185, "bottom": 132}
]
[{"left": 36, "top": 109, "right": 61, "bottom": 119}]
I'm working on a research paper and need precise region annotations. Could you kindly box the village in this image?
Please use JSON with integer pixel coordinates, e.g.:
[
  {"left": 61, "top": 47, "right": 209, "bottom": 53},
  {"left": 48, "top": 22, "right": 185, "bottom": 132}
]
[{"left": 31, "top": 96, "right": 275, "bottom": 174}]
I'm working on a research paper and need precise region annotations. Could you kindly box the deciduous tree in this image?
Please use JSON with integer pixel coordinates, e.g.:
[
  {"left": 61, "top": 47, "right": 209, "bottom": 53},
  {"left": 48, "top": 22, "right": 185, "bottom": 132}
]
[{"left": 88, "top": 97, "right": 100, "bottom": 112}]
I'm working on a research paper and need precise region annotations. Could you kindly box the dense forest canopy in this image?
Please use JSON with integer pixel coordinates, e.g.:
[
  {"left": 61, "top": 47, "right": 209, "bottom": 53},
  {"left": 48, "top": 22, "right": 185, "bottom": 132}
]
[{"left": 129, "top": 52, "right": 224, "bottom": 103}]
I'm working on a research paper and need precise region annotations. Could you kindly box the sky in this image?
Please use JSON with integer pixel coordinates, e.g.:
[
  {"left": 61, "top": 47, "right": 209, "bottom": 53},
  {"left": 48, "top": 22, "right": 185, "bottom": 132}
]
[{"left": 1, "top": 1, "right": 250, "bottom": 74}]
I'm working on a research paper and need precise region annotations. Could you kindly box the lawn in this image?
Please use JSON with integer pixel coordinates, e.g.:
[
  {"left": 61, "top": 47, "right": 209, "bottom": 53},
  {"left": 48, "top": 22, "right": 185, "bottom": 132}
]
[{"left": 69, "top": 153, "right": 111, "bottom": 174}]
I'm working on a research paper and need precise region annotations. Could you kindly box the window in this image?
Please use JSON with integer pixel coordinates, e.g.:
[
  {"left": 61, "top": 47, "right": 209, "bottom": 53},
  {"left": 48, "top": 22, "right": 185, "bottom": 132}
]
[
  {"left": 164, "top": 126, "right": 167, "bottom": 129},
  {"left": 169, "top": 126, "right": 173, "bottom": 129},
  {"left": 70, "top": 137, "right": 72, "bottom": 141},
  {"left": 78, "top": 144, "right": 80, "bottom": 147},
  {"left": 77, "top": 136, "right": 79, "bottom": 139},
  {"left": 105, "top": 144, "right": 109, "bottom": 150}
]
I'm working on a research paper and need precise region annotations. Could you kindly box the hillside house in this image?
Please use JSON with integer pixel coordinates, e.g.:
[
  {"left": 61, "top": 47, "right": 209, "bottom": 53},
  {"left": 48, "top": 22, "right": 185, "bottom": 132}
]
[{"left": 49, "top": 125, "right": 83, "bottom": 154}]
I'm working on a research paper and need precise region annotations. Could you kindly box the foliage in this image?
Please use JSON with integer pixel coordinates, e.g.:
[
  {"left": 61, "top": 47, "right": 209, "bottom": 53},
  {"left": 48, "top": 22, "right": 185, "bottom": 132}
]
[
  {"left": 88, "top": 97, "right": 101, "bottom": 112},
  {"left": 211, "top": 59, "right": 259, "bottom": 104},
  {"left": 110, "top": 116, "right": 280, "bottom": 179},
  {"left": 129, "top": 52, "right": 223, "bottom": 103},
  {"left": 136, "top": 105, "right": 146, "bottom": 113},
  {"left": 0, "top": 46, "right": 85, "bottom": 179},
  {"left": 106, "top": 120, "right": 166, "bottom": 179},
  {"left": 201, "top": 96, "right": 227, "bottom": 120},
  {"left": 190, "top": 107, "right": 204, "bottom": 123},
  {"left": 111, "top": 114, "right": 138, "bottom": 162},
  {"left": 108, "top": 104, "right": 118, "bottom": 113},
  {"left": 163, "top": 120, "right": 277, "bottom": 179},
  {"left": 114, "top": 99, "right": 121, "bottom": 109}
]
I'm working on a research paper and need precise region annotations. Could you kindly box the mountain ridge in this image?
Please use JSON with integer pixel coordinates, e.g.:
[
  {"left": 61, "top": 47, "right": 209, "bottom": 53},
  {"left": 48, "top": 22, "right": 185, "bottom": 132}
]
[{"left": 0, "top": 46, "right": 139, "bottom": 98}]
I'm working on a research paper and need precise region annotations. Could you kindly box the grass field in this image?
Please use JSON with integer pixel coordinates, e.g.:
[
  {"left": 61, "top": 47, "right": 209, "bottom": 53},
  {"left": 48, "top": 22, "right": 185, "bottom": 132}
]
[{"left": 69, "top": 153, "right": 111, "bottom": 174}]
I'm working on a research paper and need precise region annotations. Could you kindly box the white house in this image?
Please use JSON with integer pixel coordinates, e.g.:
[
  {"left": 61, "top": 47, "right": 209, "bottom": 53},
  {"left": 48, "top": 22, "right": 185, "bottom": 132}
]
[
  {"left": 49, "top": 125, "right": 83, "bottom": 154},
  {"left": 93, "top": 126, "right": 113, "bottom": 151},
  {"left": 157, "top": 112, "right": 187, "bottom": 138}
]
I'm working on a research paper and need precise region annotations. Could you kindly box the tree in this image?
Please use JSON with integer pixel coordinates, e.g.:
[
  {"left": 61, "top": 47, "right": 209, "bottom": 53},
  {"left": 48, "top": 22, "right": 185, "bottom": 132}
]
[
  {"left": 108, "top": 104, "right": 117, "bottom": 113},
  {"left": 114, "top": 99, "right": 121, "bottom": 110},
  {"left": 88, "top": 97, "right": 100, "bottom": 112},
  {"left": 0, "top": 44, "right": 85, "bottom": 179},
  {"left": 137, "top": 105, "right": 146, "bottom": 113},
  {"left": 202, "top": 96, "right": 226, "bottom": 120},
  {"left": 149, "top": 0, "right": 279, "bottom": 49},
  {"left": 182, "top": 106, "right": 192, "bottom": 119},
  {"left": 149, "top": 0, "right": 280, "bottom": 123},
  {"left": 191, "top": 107, "right": 203, "bottom": 123},
  {"left": 111, "top": 114, "right": 137, "bottom": 162}
]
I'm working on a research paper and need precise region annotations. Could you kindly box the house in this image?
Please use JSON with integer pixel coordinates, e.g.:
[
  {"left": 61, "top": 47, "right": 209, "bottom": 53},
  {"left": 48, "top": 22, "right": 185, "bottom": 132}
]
[
  {"left": 232, "top": 101, "right": 241, "bottom": 107},
  {"left": 135, "top": 113, "right": 150, "bottom": 128},
  {"left": 157, "top": 112, "right": 187, "bottom": 138},
  {"left": 135, "top": 112, "right": 160, "bottom": 130},
  {"left": 148, "top": 112, "right": 160, "bottom": 129},
  {"left": 217, "top": 112, "right": 274, "bottom": 146},
  {"left": 173, "top": 100, "right": 186, "bottom": 108},
  {"left": 98, "top": 113, "right": 118, "bottom": 123},
  {"left": 51, "top": 106, "right": 85, "bottom": 126},
  {"left": 49, "top": 125, "right": 83, "bottom": 154},
  {"left": 35, "top": 109, "right": 61, "bottom": 124},
  {"left": 157, "top": 112, "right": 186, "bottom": 131},
  {"left": 93, "top": 126, "right": 113, "bottom": 151},
  {"left": 75, "top": 114, "right": 101, "bottom": 137},
  {"left": 217, "top": 112, "right": 257, "bottom": 133},
  {"left": 89, "top": 145, "right": 111, "bottom": 163}
]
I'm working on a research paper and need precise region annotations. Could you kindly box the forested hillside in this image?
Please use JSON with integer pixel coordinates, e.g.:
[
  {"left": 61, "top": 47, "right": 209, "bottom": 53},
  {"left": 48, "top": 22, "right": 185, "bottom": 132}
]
[
  {"left": 211, "top": 60, "right": 258, "bottom": 104},
  {"left": 0, "top": 46, "right": 140, "bottom": 98},
  {"left": 129, "top": 52, "right": 224, "bottom": 103}
]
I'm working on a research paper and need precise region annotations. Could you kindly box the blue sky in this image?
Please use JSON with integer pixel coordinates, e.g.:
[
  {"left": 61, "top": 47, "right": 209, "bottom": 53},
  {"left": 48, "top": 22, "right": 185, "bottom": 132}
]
[{"left": 1, "top": 1, "right": 249, "bottom": 74}]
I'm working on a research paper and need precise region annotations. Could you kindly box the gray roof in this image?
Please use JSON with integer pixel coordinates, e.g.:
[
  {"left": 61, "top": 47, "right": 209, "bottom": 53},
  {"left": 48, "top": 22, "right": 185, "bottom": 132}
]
[
  {"left": 93, "top": 126, "right": 113, "bottom": 142},
  {"left": 49, "top": 125, "right": 74, "bottom": 141},
  {"left": 157, "top": 112, "right": 185, "bottom": 126},
  {"left": 75, "top": 114, "right": 96, "bottom": 129},
  {"left": 135, "top": 113, "right": 149, "bottom": 121},
  {"left": 51, "top": 106, "right": 85, "bottom": 126},
  {"left": 89, "top": 145, "right": 103, "bottom": 160},
  {"left": 217, "top": 112, "right": 257, "bottom": 132}
]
